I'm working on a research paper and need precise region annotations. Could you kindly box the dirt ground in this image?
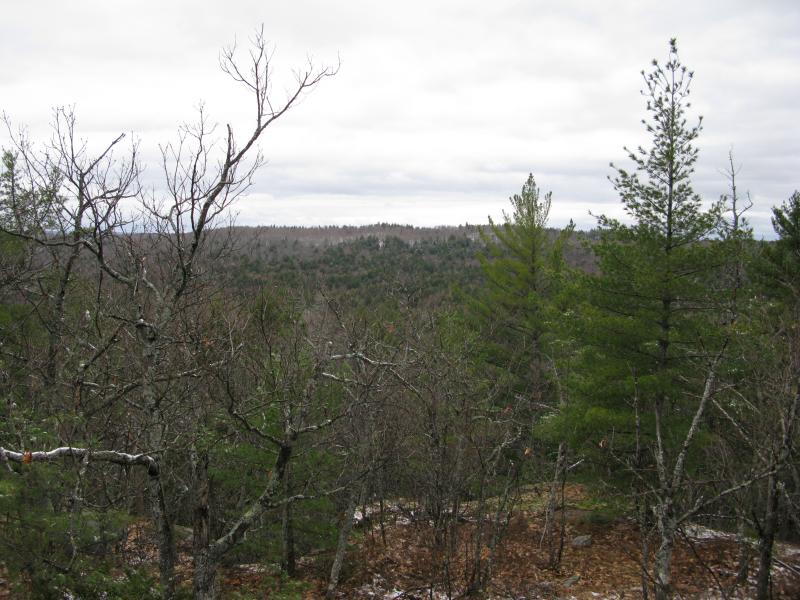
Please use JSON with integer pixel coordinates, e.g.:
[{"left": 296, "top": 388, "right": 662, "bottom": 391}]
[
  {"left": 326, "top": 486, "right": 800, "bottom": 599},
  {"left": 2, "top": 486, "right": 799, "bottom": 599},
  {"left": 333, "top": 508, "right": 800, "bottom": 599}
]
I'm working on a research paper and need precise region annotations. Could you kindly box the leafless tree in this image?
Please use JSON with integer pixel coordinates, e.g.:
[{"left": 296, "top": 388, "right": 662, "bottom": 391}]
[{"left": 0, "top": 26, "right": 335, "bottom": 599}]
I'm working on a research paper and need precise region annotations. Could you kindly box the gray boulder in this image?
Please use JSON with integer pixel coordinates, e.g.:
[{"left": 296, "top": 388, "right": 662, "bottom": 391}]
[{"left": 571, "top": 534, "right": 592, "bottom": 548}]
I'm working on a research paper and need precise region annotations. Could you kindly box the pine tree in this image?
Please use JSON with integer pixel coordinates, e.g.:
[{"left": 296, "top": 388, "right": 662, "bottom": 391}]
[
  {"left": 570, "top": 40, "right": 729, "bottom": 600},
  {"left": 763, "top": 190, "right": 800, "bottom": 299},
  {"left": 475, "top": 174, "right": 573, "bottom": 400},
  {"left": 473, "top": 173, "right": 574, "bottom": 566},
  {"left": 748, "top": 190, "right": 800, "bottom": 599}
]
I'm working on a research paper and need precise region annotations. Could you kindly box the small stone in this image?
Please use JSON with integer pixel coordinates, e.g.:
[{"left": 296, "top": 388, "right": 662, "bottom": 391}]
[
  {"left": 571, "top": 534, "right": 593, "bottom": 548},
  {"left": 563, "top": 574, "right": 581, "bottom": 588}
]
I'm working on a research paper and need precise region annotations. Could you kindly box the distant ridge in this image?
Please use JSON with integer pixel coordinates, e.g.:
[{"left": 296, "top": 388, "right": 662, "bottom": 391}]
[{"left": 225, "top": 223, "right": 486, "bottom": 246}]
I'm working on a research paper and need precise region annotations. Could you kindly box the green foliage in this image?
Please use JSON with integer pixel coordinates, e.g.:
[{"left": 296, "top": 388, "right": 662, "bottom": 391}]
[
  {"left": 225, "top": 569, "right": 313, "bottom": 600},
  {"left": 0, "top": 149, "right": 60, "bottom": 233},
  {"left": 564, "top": 40, "right": 731, "bottom": 482},
  {"left": 207, "top": 440, "right": 340, "bottom": 564},
  {"left": 220, "top": 233, "right": 484, "bottom": 307},
  {"left": 35, "top": 567, "right": 161, "bottom": 600},
  {"left": 761, "top": 190, "right": 800, "bottom": 299},
  {"left": 477, "top": 174, "right": 574, "bottom": 327},
  {"left": 472, "top": 174, "right": 574, "bottom": 399},
  {"left": 0, "top": 463, "right": 141, "bottom": 599}
]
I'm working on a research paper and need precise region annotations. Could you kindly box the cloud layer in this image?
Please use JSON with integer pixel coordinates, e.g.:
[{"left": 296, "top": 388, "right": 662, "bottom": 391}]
[{"left": 2, "top": 0, "right": 798, "bottom": 236}]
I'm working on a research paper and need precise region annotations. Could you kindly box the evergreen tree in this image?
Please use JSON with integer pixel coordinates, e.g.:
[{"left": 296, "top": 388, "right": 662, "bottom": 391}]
[
  {"left": 475, "top": 174, "right": 573, "bottom": 402},
  {"left": 473, "top": 174, "right": 574, "bottom": 567},
  {"left": 568, "top": 40, "right": 730, "bottom": 600},
  {"left": 746, "top": 190, "right": 800, "bottom": 599},
  {"left": 763, "top": 190, "right": 800, "bottom": 299}
]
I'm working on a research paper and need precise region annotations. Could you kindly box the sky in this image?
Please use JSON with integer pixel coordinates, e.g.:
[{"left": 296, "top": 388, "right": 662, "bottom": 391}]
[{"left": 1, "top": 0, "right": 798, "bottom": 237}]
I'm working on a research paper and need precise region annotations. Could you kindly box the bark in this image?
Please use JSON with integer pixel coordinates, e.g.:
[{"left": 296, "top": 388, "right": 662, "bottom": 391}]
[
  {"left": 280, "top": 500, "right": 296, "bottom": 577},
  {"left": 653, "top": 503, "right": 676, "bottom": 600},
  {"left": 479, "top": 464, "right": 518, "bottom": 591},
  {"left": 467, "top": 476, "right": 489, "bottom": 594},
  {"left": 649, "top": 353, "right": 723, "bottom": 600},
  {"left": 633, "top": 378, "right": 650, "bottom": 600},
  {"left": 44, "top": 168, "right": 89, "bottom": 386},
  {"left": 325, "top": 487, "right": 359, "bottom": 600},
  {"left": 541, "top": 440, "right": 567, "bottom": 569},
  {"left": 466, "top": 431, "right": 521, "bottom": 596},
  {"left": 734, "top": 513, "right": 751, "bottom": 588},
  {"left": 281, "top": 463, "right": 296, "bottom": 577},
  {"left": 542, "top": 357, "right": 568, "bottom": 569},
  {"left": 755, "top": 472, "right": 779, "bottom": 600},
  {"left": 192, "top": 450, "right": 216, "bottom": 600},
  {"left": 140, "top": 328, "right": 177, "bottom": 600},
  {"left": 193, "top": 551, "right": 219, "bottom": 600},
  {"left": 150, "top": 468, "right": 177, "bottom": 600},
  {"left": 67, "top": 452, "right": 90, "bottom": 568},
  {"left": 637, "top": 497, "right": 650, "bottom": 600},
  {"left": 755, "top": 390, "right": 799, "bottom": 600},
  {"left": 0, "top": 446, "right": 158, "bottom": 469}
]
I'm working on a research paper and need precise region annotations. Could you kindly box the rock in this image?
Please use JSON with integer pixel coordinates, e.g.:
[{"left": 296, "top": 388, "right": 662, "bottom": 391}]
[
  {"left": 83, "top": 518, "right": 127, "bottom": 555},
  {"left": 571, "top": 534, "right": 593, "bottom": 548},
  {"left": 563, "top": 574, "right": 581, "bottom": 588},
  {"left": 173, "top": 524, "right": 193, "bottom": 540}
]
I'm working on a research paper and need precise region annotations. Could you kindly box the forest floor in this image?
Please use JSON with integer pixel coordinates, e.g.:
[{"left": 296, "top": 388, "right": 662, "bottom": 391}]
[
  {"left": 225, "top": 485, "right": 800, "bottom": 599},
  {"left": 323, "top": 489, "right": 800, "bottom": 599},
  {"left": 1, "top": 485, "right": 798, "bottom": 599}
]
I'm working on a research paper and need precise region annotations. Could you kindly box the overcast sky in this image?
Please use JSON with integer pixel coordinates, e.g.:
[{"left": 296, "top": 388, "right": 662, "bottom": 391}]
[{"left": 1, "top": 0, "right": 798, "bottom": 236}]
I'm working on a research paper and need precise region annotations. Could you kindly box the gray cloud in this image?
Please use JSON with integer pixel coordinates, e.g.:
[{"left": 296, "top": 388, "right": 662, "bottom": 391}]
[{"left": 1, "top": 0, "right": 798, "bottom": 237}]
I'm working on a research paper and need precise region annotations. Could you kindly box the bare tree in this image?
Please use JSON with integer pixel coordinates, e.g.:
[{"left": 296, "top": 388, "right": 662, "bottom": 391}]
[{"left": 0, "top": 26, "right": 335, "bottom": 599}]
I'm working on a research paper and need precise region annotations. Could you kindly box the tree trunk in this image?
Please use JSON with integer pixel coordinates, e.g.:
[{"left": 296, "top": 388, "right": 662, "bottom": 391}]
[
  {"left": 149, "top": 468, "right": 177, "bottom": 600},
  {"left": 734, "top": 512, "right": 751, "bottom": 589},
  {"left": 479, "top": 463, "right": 518, "bottom": 591},
  {"left": 467, "top": 477, "right": 488, "bottom": 595},
  {"left": 193, "top": 549, "right": 219, "bottom": 600},
  {"left": 542, "top": 440, "right": 567, "bottom": 569},
  {"left": 654, "top": 539, "right": 674, "bottom": 600},
  {"left": 281, "top": 464, "right": 296, "bottom": 577},
  {"left": 755, "top": 386, "right": 799, "bottom": 599},
  {"left": 653, "top": 508, "right": 675, "bottom": 600},
  {"left": 192, "top": 449, "right": 217, "bottom": 599},
  {"left": 633, "top": 382, "right": 650, "bottom": 600},
  {"left": 139, "top": 320, "right": 178, "bottom": 600},
  {"left": 755, "top": 472, "right": 779, "bottom": 600},
  {"left": 326, "top": 487, "right": 359, "bottom": 600},
  {"left": 194, "top": 443, "right": 294, "bottom": 599}
]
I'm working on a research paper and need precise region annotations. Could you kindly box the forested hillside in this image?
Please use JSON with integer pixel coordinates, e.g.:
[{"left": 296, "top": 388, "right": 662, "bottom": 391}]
[
  {"left": 215, "top": 226, "right": 486, "bottom": 303},
  {"left": 209, "top": 224, "right": 594, "bottom": 305},
  {"left": 0, "top": 37, "right": 798, "bottom": 600}
]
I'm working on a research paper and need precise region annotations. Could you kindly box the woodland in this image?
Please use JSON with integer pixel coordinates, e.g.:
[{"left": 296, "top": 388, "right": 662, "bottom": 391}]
[{"left": 0, "top": 35, "right": 798, "bottom": 600}]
